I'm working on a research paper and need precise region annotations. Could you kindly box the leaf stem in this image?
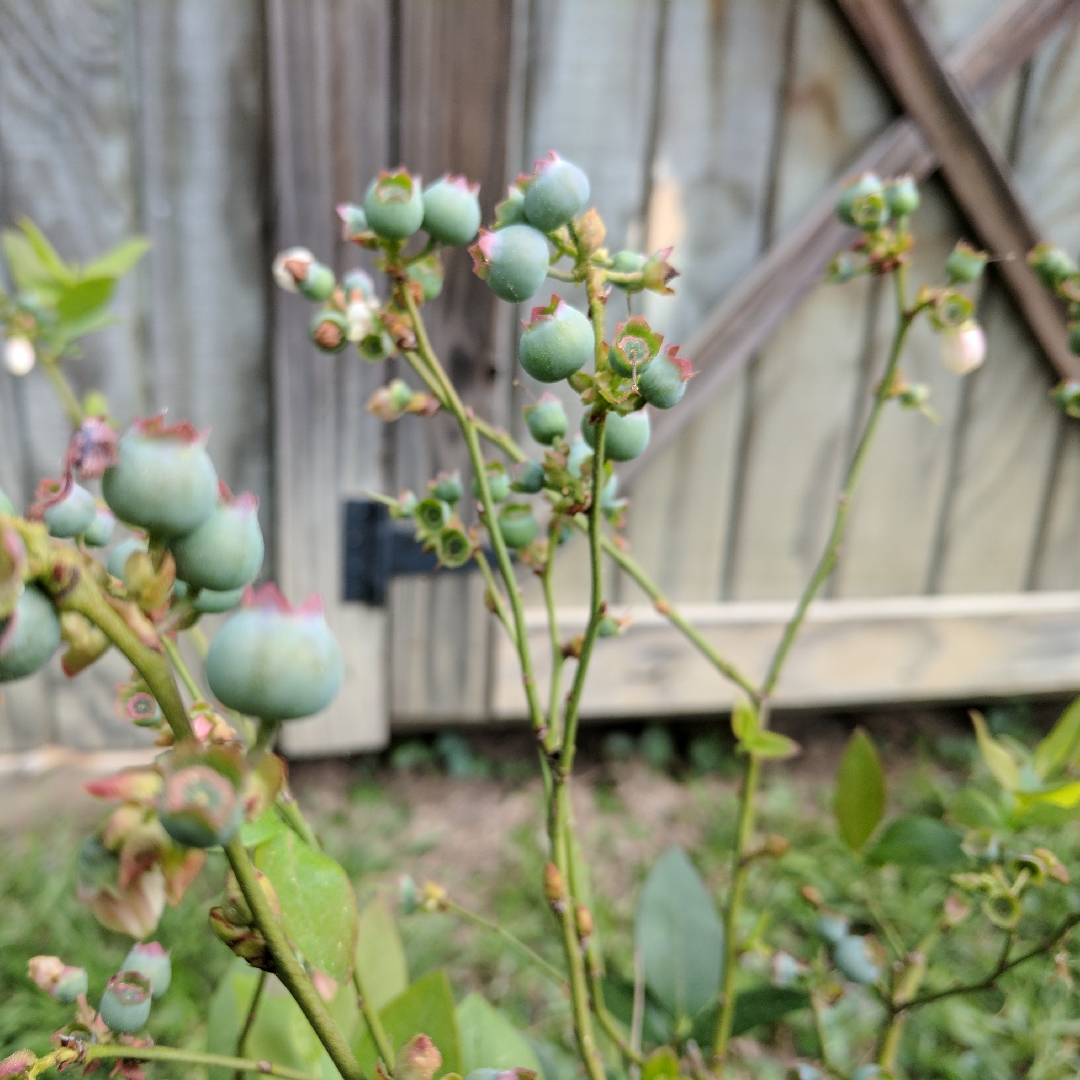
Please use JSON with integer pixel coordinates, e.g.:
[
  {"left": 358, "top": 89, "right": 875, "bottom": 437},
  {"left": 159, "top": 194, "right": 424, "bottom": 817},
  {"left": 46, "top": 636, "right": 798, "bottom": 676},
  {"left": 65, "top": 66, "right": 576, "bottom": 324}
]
[
  {"left": 39, "top": 352, "right": 84, "bottom": 428},
  {"left": 161, "top": 633, "right": 202, "bottom": 701},
  {"left": 37, "top": 1043, "right": 321, "bottom": 1080},
  {"left": 353, "top": 968, "right": 396, "bottom": 1070},
  {"left": 542, "top": 518, "right": 565, "bottom": 752},
  {"left": 234, "top": 969, "right": 268, "bottom": 1080}
]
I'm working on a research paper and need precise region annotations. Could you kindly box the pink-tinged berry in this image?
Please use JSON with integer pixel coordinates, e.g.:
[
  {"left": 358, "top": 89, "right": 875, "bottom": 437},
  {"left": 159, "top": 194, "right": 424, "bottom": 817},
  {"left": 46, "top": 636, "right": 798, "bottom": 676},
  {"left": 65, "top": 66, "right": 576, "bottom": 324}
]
[
  {"left": 272, "top": 247, "right": 336, "bottom": 302},
  {"left": 34, "top": 477, "right": 97, "bottom": 538},
  {"left": 582, "top": 409, "right": 651, "bottom": 462},
  {"left": 422, "top": 175, "right": 482, "bottom": 246},
  {"left": 336, "top": 203, "right": 368, "bottom": 241},
  {"left": 519, "top": 296, "right": 592, "bottom": 383},
  {"left": 115, "top": 678, "right": 163, "bottom": 728},
  {"left": 939, "top": 321, "right": 986, "bottom": 375},
  {"left": 156, "top": 742, "right": 245, "bottom": 849},
  {"left": 523, "top": 151, "right": 590, "bottom": 233},
  {"left": 170, "top": 484, "right": 264, "bottom": 592},
  {"left": 310, "top": 309, "right": 349, "bottom": 353},
  {"left": 103, "top": 416, "right": 219, "bottom": 538},
  {"left": 525, "top": 392, "right": 568, "bottom": 445},
  {"left": 638, "top": 344, "right": 693, "bottom": 408},
  {"left": 364, "top": 168, "right": 425, "bottom": 240},
  {"left": 83, "top": 507, "right": 116, "bottom": 548},
  {"left": 0, "top": 587, "right": 61, "bottom": 682},
  {"left": 396, "top": 1035, "right": 442, "bottom": 1080},
  {"left": 108, "top": 537, "right": 148, "bottom": 580},
  {"left": 608, "top": 316, "right": 663, "bottom": 379},
  {"left": 122, "top": 941, "right": 172, "bottom": 998},
  {"left": 206, "top": 585, "right": 343, "bottom": 722},
  {"left": 497, "top": 504, "right": 539, "bottom": 549},
  {"left": 98, "top": 972, "right": 152, "bottom": 1034},
  {"left": 469, "top": 225, "right": 549, "bottom": 303}
]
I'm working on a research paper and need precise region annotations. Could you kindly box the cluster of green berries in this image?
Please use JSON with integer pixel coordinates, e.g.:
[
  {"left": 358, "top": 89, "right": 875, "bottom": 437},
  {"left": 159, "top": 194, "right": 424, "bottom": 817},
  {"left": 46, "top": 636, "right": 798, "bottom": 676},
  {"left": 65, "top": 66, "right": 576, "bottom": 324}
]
[{"left": 1029, "top": 242, "right": 1080, "bottom": 414}]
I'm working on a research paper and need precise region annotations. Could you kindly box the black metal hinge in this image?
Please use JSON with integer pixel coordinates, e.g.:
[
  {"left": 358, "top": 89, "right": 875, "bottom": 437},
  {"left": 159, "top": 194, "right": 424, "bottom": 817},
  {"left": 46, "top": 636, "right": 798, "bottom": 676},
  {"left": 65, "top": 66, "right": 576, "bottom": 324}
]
[{"left": 342, "top": 499, "right": 480, "bottom": 605}]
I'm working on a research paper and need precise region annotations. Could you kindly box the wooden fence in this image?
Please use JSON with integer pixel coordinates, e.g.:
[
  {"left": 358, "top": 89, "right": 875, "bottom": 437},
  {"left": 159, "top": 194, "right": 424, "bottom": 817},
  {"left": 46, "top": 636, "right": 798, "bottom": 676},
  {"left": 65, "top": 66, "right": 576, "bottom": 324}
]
[{"left": 2, "top": 0, "right": 1080, "bottom": 756}]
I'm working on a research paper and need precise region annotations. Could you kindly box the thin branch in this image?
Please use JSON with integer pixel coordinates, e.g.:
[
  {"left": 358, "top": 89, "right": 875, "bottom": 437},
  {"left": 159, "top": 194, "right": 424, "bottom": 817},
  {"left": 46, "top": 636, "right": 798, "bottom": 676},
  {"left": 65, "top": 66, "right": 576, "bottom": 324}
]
[
  {"left": 353, "top": 968, "right": 396, "bottom": 1071},
  {"left": 234, "top": 970, "right": 268, "bottom": 1080},
  {"left": 39, "top": 1042, "right": 320, "bottom": 1080}
]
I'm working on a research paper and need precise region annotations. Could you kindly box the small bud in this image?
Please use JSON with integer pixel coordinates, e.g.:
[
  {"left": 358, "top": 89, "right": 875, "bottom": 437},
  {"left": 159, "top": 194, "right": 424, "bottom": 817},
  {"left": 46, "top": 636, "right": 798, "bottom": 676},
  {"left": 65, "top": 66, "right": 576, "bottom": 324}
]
[
  {"left": 597, "top": 615, "right": 620, "bottom": 638},
  {"left": 898, "top": 382, "right": 931, "bottom": 410},
  {"left": 763, "top": 834, "right": 790, "bottom": 857},
  {"left": 884, "top": 174, "right": 920, "bottom": 216},
  {"left": 826, "top": 252, "right": 859, "bottom": 284},
  {"left": 209, "top": 907, "right": 274, "bottom": 970},
  {"left": 574, "top": 903, "right": 593, "bottom": 940},
  {"left": 0, "top": 1052, "right": 35, "bottom": 1079},
  {"left": 574, "top": 208, "right": 606, "bottom": 255},
  {"left": 337, "top": 203, "right": 369, "bottom": 241},
  {"left": 945, "top": 241, "right": 987, "bottom": 284},
  {"left": 396, "top": 1034, "right": 442, "bottom": 1080},
  {"left": 273, "top": 247, "right": 336, "bottom": 301},
  {"left": 310, "top": 310, "right": 349, "bottom": 353},
  {"left": 641, "top": 248, "right": 678, "bottom": 295},
  {"left": 4, "top": 336, "right": 35, "bottom": 376},
  {"left": 801, "top": 885, "right": 824, "bottom": 908},
  {"left": 939, "top": 320, "right": 986, "bottom": 375},
  {"left": 399, "top": 874, "right": 420, "bottom": 915},
  {"left": 1032, "top": 846, "right": 1070, "bottom": 884},
  {"left": 1028, "top": 243, "right": 1077, "bottom": 290},
  {"left": 543, "top": 862, "right": 566, "bottom": 912},
  {"left": 421, "top": 881, "right": 448, "bottom": 912},
  {"left": 430, "top": 471, "right": 463, "bottom": 504},
  {"left": 99, "top": 972, "right": 152, "bottom": 1034},
  {"left": 942, "top": 893, "right": 971, "bottom": 928}
]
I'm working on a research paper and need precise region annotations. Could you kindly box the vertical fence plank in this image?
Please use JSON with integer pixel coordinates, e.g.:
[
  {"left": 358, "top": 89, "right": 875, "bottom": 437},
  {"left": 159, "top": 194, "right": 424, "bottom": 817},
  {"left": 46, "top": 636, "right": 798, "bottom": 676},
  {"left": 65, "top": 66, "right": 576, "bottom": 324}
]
[{"left": 268, "top": 0, "right": 391, "bottom": 755}]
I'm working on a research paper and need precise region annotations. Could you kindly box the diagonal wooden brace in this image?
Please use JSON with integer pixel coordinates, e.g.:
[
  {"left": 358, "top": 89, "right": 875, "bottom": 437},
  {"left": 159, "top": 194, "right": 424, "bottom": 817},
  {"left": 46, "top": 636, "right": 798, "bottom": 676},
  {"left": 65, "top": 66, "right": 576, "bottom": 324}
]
[{"left": 624, "top": 0, "right": 1079, "bottom": 484}]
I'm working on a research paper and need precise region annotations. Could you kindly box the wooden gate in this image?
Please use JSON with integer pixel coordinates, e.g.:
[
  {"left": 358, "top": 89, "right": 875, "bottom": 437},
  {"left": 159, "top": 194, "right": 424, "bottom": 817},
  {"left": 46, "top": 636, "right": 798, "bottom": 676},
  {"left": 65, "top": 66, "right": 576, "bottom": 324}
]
[{"left": 3, "top": 0, "right": 1080, "bottom": 756}]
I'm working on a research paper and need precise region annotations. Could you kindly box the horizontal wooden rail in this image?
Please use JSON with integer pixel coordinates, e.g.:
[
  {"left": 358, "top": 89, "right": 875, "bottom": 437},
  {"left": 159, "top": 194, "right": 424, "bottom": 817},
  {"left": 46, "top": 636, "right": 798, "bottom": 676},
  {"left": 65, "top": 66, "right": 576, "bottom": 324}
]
[
  {"left": 623, "top": 0, "right": 1080, "bottom": 484},
  {"left": 487, "top": 592, "right": 1080, "bottom": 719}
]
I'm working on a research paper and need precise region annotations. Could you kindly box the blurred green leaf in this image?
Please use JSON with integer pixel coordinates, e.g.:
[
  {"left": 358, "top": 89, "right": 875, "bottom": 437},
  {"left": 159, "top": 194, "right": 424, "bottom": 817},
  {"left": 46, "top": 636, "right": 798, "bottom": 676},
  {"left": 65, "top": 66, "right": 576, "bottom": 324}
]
[
  {"left": 456, "top": 992, "right": 543, "bottom": 1077},
  {"left": 834, "top": 728, "right": 885, "bottom": 852},
  {"left": 950, "top": 787, "right": 1005, "bottom": 830},
  {"left": 354, "top": 971, "right": 462, "bottom": 1079},
  {"left": 17, "top": 219, "right": 75, "bottom": 285},
  {"left": 2, "top": 231, "right": 59, "bottom": 294},
  {"left": 82, "top": 236, "right": 150, "bottom": 279},
  {"left": 741, "top": 729, "right": 800, "bottom": 760},
  {"left": 971, "top": 712, "right": 1020, "bottom": 791},
  {"left": 634, "top": 846, "right": 723, "bottom": 1021},
  {"left": 730, "top": 986, "right": 809, "bottom": 1037},
  {"left": 256, "top": 829, "right": 359, "bottom": 983},
  {"left": 866, "top": 815, "right": 964, "bottom": 868},
  {"left": 1015, "top": 781, "right": 1080, "bottom": 815},
  {"left": 355, "top": 898, "right": 408, "bottom": 1012},
  {"left": 55, "top": 277, "right": 114, "bottom": 322},
  {"left": 241, "top": 807, "right": 285, "bottom": 848},
  {"left": 641, "top": 1047, "right": 680, "bottom": 1080},
  {"left": 53, "top": 307, "right": 117, "bottom": 346},
  {"left": 731, "top": 698, "right": 757, "bottom": 742},
  {"left": 1033, "top": 696, "right": 1080, "bottom": 780}
]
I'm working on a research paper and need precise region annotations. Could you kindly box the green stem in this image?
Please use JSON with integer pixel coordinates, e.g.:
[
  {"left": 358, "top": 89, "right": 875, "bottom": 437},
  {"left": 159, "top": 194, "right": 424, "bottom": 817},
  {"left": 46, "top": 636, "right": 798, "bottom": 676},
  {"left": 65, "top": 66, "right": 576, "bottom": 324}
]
[
  {"left": 39, "top": 353, "right": 84, "bottom": 428},
  {"left": 445, "top": 898, "right": 567, "bottom": 987},
  {"left": 474, "top": 547, "right": 517, "bottom": 645},
  {"left": 353, "top": 968, "right": 396, "bottom": 1070},
  {"left": 234, "top": 969, "right": 268, "bottom": 1080},
  {"left": 542, "top": 518, "right": 565, "bottom": 753},
  {"left": 472, "top": 415, "right": 527, "bottom": 463},
  {"left": 41, "top": 1043, "right": 321, "bottom": 1080},
  {"left": 161, "top": 634, "right": 202, "bottom": 701},
  {"left": 278, "top": 789, "right": 322, "bottom": 848},
  {"left": 546, "top": 265, "right": 583, "bottom": 283}
]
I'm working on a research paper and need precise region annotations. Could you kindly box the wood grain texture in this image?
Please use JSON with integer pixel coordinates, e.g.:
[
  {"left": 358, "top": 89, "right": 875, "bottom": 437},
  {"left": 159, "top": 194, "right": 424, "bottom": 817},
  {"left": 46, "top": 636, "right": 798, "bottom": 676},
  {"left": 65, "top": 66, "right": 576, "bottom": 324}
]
[
  {"left": 268, "top": 0, "right": 391, "bottom": 755},
  {"left": 493, "top": 592, "right": 1080, "bottom": 718}
]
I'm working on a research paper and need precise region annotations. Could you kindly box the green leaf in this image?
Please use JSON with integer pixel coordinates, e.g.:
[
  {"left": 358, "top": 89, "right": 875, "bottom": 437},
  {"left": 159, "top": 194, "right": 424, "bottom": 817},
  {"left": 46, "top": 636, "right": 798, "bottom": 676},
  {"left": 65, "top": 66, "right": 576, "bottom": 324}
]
[
  {"left": 730, "top": 985, "right": 809, "bottom": 1037},
  {"left": 241, "top": 807, "right": 286, "bottom": 848},
  {"left": 354, "top": 971, "right": 462, "bottom": 1079},
  {"left": 82, "top": 236, "right": 150, "bottom": 279},
  {"left": 641, "top": 1047, "right": 680, "bottom": 1080},
  {"left": 52, "top": 307, "right": 117, "bottom": 346},
  {"left": 950, "top": 787, "right": 1006, "bottom": 830},
  {"left": 2, "top": 230, "right": 60, "bottom": 293},
  {"left": 1034, "top": 696, "right": 1080, "bottom": 780},
  {"left": 55, "top": 277, "right": 115, "bottom": 322},
  {"left": 971, "top": 711, "right": 1019, "bottom": 791},
  {"left": 741, "top": 729, "right": 800, "bottom": 760},
  {"left": 634, "top": 846, "right": 723, "bottom": 1021},
  {"left": 355, "top": 898, "right": 408, "bottom": 1012},
  {"left": 731, "top": 698, "right": 757, "bottom": 742},
  {"left": 255, "top": 828, "right": 359, "bottom": 982},
  {"left": 17, "top": 218, "right": 76, "bottom": 285},
  {"left": 833, "top": 728, "right": 885, "bottom": 852},
  {"left": 1016, "top": 780, "right": 1080, "bottom": 813},
  {"left": 456, "top": 992, "right": 543, "bottom": 1077},
  {"left": 866, "top": 815, "right": 964, "bottom": 868}
]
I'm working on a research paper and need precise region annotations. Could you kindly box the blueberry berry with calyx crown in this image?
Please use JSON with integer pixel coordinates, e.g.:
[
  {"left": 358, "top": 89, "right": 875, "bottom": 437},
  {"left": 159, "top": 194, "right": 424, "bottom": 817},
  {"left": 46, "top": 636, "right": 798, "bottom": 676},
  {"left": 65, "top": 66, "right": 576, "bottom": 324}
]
[
  {"left": 469, "top": 225, "right": 549, "bottom": 303},
  {"left": 472, "top": 462, "right": 511, "bottom": 503},
  {"left": 522, "top": 151, "right": 590, "bottom": 233},
  {"left": 272, "top": 247, "right": 335, "bottom": 302},
  {"left": 884, "top": 175, "right": 920, "bottom": 216},
  {"left": 512, "top": 459, "right": 544, "bottom": 494},
  {"left": 422, "top": 175, "right": 482, "bottom": 246},
  {"left": 497, "top": 504, "right": 539, "bottom": 549},
  {"left": 192, "top": 585, "right": 246, "bottom": 614},
  {"left": 407, "top": 256, "right": 444, "bottom": 302},
  {"left": 34, "top": 479, "right": 97, "bottom": 539},
  {"left": 415, "top": 497, "right": 450, "bottom": 535},
  {"left": 82, "top": 507, "right": 116, "bottom": 547},
  {"left": 836, "top": 173, "right": 886, "bottom": 229},
  {"left": 170, "top": 483, "right": 264, "bottom": 593},
  {"left": 107, "top": 537, "right": 148, "bottom": 581},
  {"left": 566, "top": 438, "right": 593, "bottom": 479},
  {"left": 156, "top": 741, "right": 245, "bottom": 849},
  {"left": 364, "top": 168, "right": 425, "bottom": 240},
  {"left": 525, "top": 392, "right": 568, "bottom": 445},
  {"left": 206, "top": 584, "right": 343, "bottom": 722},
  {"left": 436, "top": 524, "right": 472, "bottom": 569},
  {"left": 582, "top": 409, "right": 651, "bottom": 462},
  {"left": 608, "top": 316, "right": 663, "bottom": 379},
  {"left": 638, "top": 344, "right": 693, "bottom": 409},
  {"left": 102, "top": 416, "right": 218, "bottom": 538},
  {"left": 430, "top": 471, "right": 463, "bottom": 505},
  {"left": 0, "top": 587, "right": 62, "bottom": 682},
  {"left": 1028, "top": 243, "right": 1077, "bottom": 290},
  {"left": 99, "top": 972, "right": 152, "bottom": 1034},
  {"left": 945, "top": 241, "right": 988, "bottom": 284},
  {"left": 310, "top": 309, "right": 350, "bottom": 353},
  {"left": 519, "top": 296, "right": 593, "bottom": 383},
  {"left": 122, "top": 941, "right": 172, "bottom": 998}
]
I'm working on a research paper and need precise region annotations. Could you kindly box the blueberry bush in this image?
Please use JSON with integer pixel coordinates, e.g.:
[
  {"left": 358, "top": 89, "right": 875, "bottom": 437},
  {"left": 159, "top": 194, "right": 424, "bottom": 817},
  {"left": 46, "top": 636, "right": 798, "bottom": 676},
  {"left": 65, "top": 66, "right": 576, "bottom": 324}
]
[{"left": 4, "top": 156, "right": 1080, "bottom": 1080}]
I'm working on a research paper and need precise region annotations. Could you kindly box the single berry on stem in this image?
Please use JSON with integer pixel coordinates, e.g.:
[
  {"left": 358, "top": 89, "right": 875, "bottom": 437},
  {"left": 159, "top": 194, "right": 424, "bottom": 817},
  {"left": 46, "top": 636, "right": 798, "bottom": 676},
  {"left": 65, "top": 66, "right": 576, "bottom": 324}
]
[
  {"left": 170, "top": 484, "right": 264, "bottom": 593},
  {"left": 422, "top": 175, "right": 482, "bottom": 246},
  {"left": 469, "top": 225, "right": 550, "bottom": 303},
  {"left": 519, "top": 296, "right": 593, "bottom": 383},
  {"left": 522, "top": 151, "right": 590, "bottom": 233},
  {"left": 582, "top": 409, "right": 651, "bottom": 462},
  {"left": 364, "top": 168, "right": 425, "bottom": 240}
]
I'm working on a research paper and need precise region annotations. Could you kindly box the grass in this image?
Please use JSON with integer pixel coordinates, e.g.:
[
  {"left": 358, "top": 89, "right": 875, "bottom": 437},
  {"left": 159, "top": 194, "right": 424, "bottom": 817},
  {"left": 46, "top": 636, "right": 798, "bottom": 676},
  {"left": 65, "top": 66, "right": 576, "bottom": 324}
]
[{"left": 3, "top": 713, "right": 1080, "bottom": 1079}]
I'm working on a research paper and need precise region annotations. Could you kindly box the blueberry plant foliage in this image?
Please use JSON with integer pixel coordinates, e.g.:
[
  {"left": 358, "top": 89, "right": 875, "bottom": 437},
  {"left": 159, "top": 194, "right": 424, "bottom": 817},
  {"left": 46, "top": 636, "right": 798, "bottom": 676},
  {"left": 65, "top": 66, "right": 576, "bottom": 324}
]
[{"left": 3, "top": 159, "right": 1080, "bottom": 1080}]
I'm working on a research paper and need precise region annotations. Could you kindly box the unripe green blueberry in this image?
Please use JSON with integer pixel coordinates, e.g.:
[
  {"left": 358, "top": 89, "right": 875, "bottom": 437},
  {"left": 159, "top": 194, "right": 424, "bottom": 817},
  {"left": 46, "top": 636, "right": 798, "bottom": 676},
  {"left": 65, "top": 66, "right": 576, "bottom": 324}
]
[
  {"left": 835, "top": 173, "right": 885, "bottom": 228},
  {"left": 512, "top": 459, "right": 544, "bottom": 494},
  {"left": 945, "top": 241, "right": 987, "bottom": 284},
  {"left": 42, "top": 481, "right": 97, "bottom": 539},
  {"left": 597, "top": 614, "right": 620, "bottom": 638},
  {"left": 472, "top": 464, "right": 510, "bottom": 503},
  {"left": 364, "top": 169, "right": 425, "bottom": 240},
  {"left": 99, "top": 973, "right": 152, "bottom": 1034},
  {"left": 193, "top": 585, "right": 245, "bottom": 614},
  {"left": 833, "top": 934, "right": 881, "bottom": 984},
  {"left": 122, "top": 942, "right": 171, "bottom": 998},
  {"left": 337, "top": 203, "right": 368, "bottom": 241},
  {"left": 415, "top": 498, "right": 450, "bottom": 533},
  {"left": 493, "top": 184, "right": 528, "bottom": 228},
  {"left": 815, "top": 913, "right": 849, "bottom": 945},
  {"left": 430, "top": 472, "right": 463, "bottom": 504},
  {"left": 0, "top": 488, "right": 15, "bottom": 516},
  {"left": 272, "top": 248, "right": 336, "bottom": 301},
  {"left": 469, "top": 225, "right": 549, "bottom": 303},
  {"left": 206, "top": 585, "right": 344, "bottom": 721},
  {"left": 298, "top": 263, "right": 336, "bottom": 303},
  {"left": 436, "top": 525, "right": 472, "bottom": 569},
  {"left": 0, "top": 587, "right": 61, "bottom": 682},
  {"left": 566, "top": 438, "right": 593, "bottom": 479},
  {"left": 310, "top": 309, "right": 350, "bottom": 353},
  {"left": 638, "top": 345, "right": 692, "bottom": 409},
  {"left": 52, "top": 966, "right": 89, "bottom": 1003},
  {"left": 108, "top": 537, "right": 148, "bottom": 580},
  {"left": 611, "top": 250, "right": 646, "bottom": 275},
  {"left": 422, "top": 175, "right": 482, "bottom": 246},
  {"left": 525, "top": 393, "right": 568, "bottom": 445},
  {"left": 103, "top": 417, "right": 219, "bottom": 538},
  {"left": 498, "top": 504, "right": 539, "bottom": 549},
  {"left": 157, "top": 744, "right": 244, "bottom": 849},
  {"left": 519, "top": 296, "right": 593, "bottom": 383},
  {"left": 407, "top": 256, "right": 444, "bottom": 302},
  {"left": 1028, "top": 243, "right": 1077, "bottom": 289},
  {"left": 884, "top": 175, "right": 920, "bottom": 216},
  {"left": 609, "top": 317, "right": 663, "bottom": 379},
  {"left": 170, "top": 487, "right": 264, "bottom": 592},
  {"left": 523, "top": 152, "right": 590, "bottom": 233},
  {"left": 582, "top": 410, "right": 651, "bottom": 462},
  {"left": 83, "top": 508, "right": 116, "bottom": 548}
]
